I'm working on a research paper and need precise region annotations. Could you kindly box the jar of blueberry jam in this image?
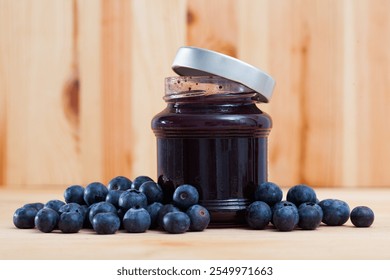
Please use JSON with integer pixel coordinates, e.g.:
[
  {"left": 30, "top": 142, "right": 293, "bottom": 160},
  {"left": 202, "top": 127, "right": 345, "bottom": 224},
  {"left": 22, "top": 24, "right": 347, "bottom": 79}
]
[{"left": 152, "top": 47, "right": 275, "bottom": 226}]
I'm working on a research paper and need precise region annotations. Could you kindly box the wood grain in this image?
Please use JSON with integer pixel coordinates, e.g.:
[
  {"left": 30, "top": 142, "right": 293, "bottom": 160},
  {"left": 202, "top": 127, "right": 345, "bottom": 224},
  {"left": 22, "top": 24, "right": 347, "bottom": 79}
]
[
  {"left": 0, "top": 0, "right": 78, "bottom": 185},
  {"left": 100, "top": 0, "right": 133, "bottom": 182},
  {"left": 0, "top": 0, "right": 7, "bottom": 185},
  {"left": 187, "top": 0, "right": 238, "bottom": 57},
  {"left": 341, "top": 0, "right": 359, "bottom": 188},
  {"left": 78, "top": 0, "right": 104, "bottom": 184},
  {"left": 354, "top": 0, "right": 390, "bottom": 187}
]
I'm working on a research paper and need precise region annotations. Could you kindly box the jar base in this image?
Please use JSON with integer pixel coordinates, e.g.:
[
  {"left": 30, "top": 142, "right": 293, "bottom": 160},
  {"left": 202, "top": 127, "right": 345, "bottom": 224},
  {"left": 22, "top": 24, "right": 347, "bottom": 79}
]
[
  {"left": 207, "top": 210, "right": 247, "bottom": 228},
  {"left": 200, "top": 199, "right": 250, "bottom": 227}
]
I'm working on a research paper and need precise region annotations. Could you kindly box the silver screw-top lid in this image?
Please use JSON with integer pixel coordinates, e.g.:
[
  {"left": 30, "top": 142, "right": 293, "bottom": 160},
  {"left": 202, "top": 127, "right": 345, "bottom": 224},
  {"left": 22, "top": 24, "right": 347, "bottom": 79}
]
[{"left": 171, "top": 46, "right": 275, "bottom": 103}]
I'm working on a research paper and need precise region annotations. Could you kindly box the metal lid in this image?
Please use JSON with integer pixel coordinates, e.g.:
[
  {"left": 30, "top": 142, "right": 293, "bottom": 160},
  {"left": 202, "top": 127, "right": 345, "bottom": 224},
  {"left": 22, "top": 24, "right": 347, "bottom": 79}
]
[{"left": 171, "top": 46, "right": 275, "bottom": 103}]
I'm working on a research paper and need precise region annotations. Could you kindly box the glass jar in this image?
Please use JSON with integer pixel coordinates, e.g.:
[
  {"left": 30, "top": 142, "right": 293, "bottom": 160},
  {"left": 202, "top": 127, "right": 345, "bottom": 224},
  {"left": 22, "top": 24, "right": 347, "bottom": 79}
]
[{"left": 152, "top": 76, "right": 272, "bottom": 226}]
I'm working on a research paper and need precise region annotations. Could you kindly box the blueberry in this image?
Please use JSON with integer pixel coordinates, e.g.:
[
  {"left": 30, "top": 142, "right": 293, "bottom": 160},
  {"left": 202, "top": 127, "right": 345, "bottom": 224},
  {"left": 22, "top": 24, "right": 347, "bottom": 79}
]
[
  {"left": 157, "top": 204, "right": 180, "bottom": 228},
  {"left": 83, "top": 182, "right": 108, "bottom": 206},
  {"left": 58, "top": 212, "right": 83, "bottom": 233},
  {"left": 107, "top": 176, "right": 132, "bottom": 191},
  {"left": 271, "top": 201, "right": 295, "bottom": 225},
  {"left": 186, "top": 204, "right": 210, "bottom": 231},
  {"left": 298, "top": 202, "right": 323, "bottom": 230},
  {"left": 118, "top": 189, "right": 147, "bottom": 210},
  {"left": 45, "top": 200, "right": 66, "bottom": 214},
  {"left": 92, "top": 212, "right": 120, "bottom": 234},
  {"left": 64, "top": 185, "right": 85, "bottom": 205},
  {"left": 286, "top": 184, "right": 317, "bottom": 206},
  {"left": 245, "top": 201, "right": 272, "bottom": 230},
  {"left": 123, "top": 208, "right": 151, "bottom": 233},
  {"left": 172, "top": 184, "right": 199, "bottom": 209},
  {"left": 272, "top": 202, "right": 299, "bottom": 231},
  {"left": 105, "top": 190, "right": 124, "bottom": 208},
  {"left": 34, "top": 208, "right": 59, "bottom": 233},
  {"left": 139, "top": 181, "right": 164, "bottom": 204},
  {"left": 319, "top": 199, "right": 350, "bottom": 226},
  {"left": 13, "top": 207, "right": 38, "bottom": 229},
  {"left": 350, "top": 206, "right": 374, "bottom": 227},
  {"left": 88, "top": 201, "right": 117, "bottom": 224},
  {"left": 23, "top": 202, "right": 44, "bottom": 211},
  {"left": 131, "top": 175, "right": 154, "bottom": 190},
  {"left": 146, "top": 202, "right": 164, "bottom": 229},
  {"left": 58, "top": 202, "right": 83, "bottom": 216},
  {"left": 163, "top": 212, "right": 191, "bottom": 234},
  {"left": 254, "top": 182, "right": 283, "bottom": 207}
]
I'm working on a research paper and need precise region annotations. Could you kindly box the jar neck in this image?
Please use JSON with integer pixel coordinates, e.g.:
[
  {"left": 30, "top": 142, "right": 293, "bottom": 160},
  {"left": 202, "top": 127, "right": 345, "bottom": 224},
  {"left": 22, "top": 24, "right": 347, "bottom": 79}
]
[
  {"left": 166, "top": 94, "right": 260, "bottom": 106},
  {"left": 166, "top": 100, "right": 262, "bottom": 115},
  {"left": 164, "top": 76, "right": 263, "bottom": 104}
]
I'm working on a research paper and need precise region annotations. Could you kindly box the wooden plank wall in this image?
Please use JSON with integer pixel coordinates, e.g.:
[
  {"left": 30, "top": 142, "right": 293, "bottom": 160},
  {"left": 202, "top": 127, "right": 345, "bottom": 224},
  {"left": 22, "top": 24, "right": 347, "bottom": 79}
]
[{"left": 0, "top": 0, "right": 389, "bottom": 188}]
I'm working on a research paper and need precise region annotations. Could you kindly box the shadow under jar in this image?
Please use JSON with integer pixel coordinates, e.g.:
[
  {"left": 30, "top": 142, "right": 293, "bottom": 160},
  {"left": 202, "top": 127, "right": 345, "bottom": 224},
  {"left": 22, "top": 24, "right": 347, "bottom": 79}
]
[{"left": 152, "top": 76, "right": 272, "bottom": 227}]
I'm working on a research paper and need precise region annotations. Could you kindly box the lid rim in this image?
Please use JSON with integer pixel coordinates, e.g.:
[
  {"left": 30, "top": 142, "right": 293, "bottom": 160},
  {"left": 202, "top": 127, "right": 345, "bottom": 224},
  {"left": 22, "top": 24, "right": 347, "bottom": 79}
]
[{"left": 171, "top": 46, "right": 275, "bottom": 103}]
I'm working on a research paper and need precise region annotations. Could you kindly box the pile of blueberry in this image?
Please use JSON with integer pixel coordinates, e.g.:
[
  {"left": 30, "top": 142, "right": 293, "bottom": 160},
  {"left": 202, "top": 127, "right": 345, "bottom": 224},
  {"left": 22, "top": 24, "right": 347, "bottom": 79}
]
[
  {"left": 12, "top": 175, "right": 210, "bottom": 234},
  {"left": 246, "top": 182, "right": 375, "bottom": 231},
  {"left": 12, "top": 177, "right": 374, "bottom": 234}
]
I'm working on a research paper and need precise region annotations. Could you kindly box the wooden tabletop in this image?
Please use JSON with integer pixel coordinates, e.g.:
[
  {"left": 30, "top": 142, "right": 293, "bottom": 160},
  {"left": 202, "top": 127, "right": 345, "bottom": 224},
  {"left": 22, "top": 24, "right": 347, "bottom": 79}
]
[{"left": 1, "top": 186, "right": 389, "bottom": 260}]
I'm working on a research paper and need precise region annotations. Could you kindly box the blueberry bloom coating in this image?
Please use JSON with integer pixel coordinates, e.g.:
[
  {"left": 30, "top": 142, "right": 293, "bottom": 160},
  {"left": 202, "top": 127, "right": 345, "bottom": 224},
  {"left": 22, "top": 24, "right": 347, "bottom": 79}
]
[
  {"left": 245, "top": 201, "right": 272, "bottom": 230},
  {"left": 45, "top": 200, "right": 66, "bottom": 214},
  {"left": 172, "top": 184, "right": 199, "bottom": 210},
  {"left": 272, "top": 203, "right": 299, "bottom": 231},
  {"left": 298, "top": 202, "right": 323, "bottom": 230},
  {"left": 146, "top": 202, "right": 164, "bottom": 229},
  {"left": 58, "top": 202, "right": 83, "bottom": 216},
  {"left": 271, "top": 201, "right": 296, "bottom": 225},
  {"left": 105, "top": 190, "right": 125, "bottom": 208},
  {"left": 254, "top": 182, "right": 283, "bottom": 207},
  {"left": 118, "top": 189, "right": 148, "bottom": 210},
  {"left": 131, "top": 176, "right": 154, "bottom": 190},
  {"left": 157, "top": 204, "right": 180, "bottom": 228},
  {"left": 83, "top": 182, "right": 108, "bottom": 206},
  {"left": 350, "top": 206, "right": 374, "bottom": 227},
  {"left": 107, "top": 176, "right": 132, "bottom": 191},
  {"left": 319, "top": 199, "right": 350, "bottom": 226},
  {"left": 139, "top": 181, "right": 164, "bottom": 204},
  {"left": 123, "top": 208, "right": 151, "bottom": 233},
  {"left": 34, "top": 208, "right": 59, "bottom": 233},
  {"left": 64, "top": 185, "right": 85, "bottom": 205},
  {"left": 92, "top": 212, "right": 120, "bottom": 234},
  {"left": 286, "top": 184, "right": 317, "bottom": 206},
  {"left": 163, "top": 212, "right": 191, "bottom": 234},
  {"left": 186, "top": 204, "right": 210, "bottom": 231},
  {"left": 88, "top": 201, "right": 118, "bottom": 224},
  {"left": 23, "top": 202, "right": 44, "bottom": 211},
  {"left": 58, "top": 212, "right": 83, "bottom": 233},
  {"left": 13, "top": 207, "right": 38, "bottom": 229}
]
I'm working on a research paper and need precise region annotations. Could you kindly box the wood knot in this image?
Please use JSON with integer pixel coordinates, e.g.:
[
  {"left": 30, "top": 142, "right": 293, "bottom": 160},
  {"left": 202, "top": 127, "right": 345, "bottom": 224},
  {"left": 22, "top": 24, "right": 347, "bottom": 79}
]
[
  {"left": 187, "top": 9, "right": 195, "bottom": 25},
  {"left": 62, "top": 75, "right": 80, "bottom": 129}
]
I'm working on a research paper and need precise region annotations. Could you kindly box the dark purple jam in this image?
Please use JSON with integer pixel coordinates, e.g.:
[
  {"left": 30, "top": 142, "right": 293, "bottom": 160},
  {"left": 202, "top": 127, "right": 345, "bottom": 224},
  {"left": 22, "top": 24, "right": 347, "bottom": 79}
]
[{"left": 152, "top": 76, "right": 272, "bottom": 226}]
